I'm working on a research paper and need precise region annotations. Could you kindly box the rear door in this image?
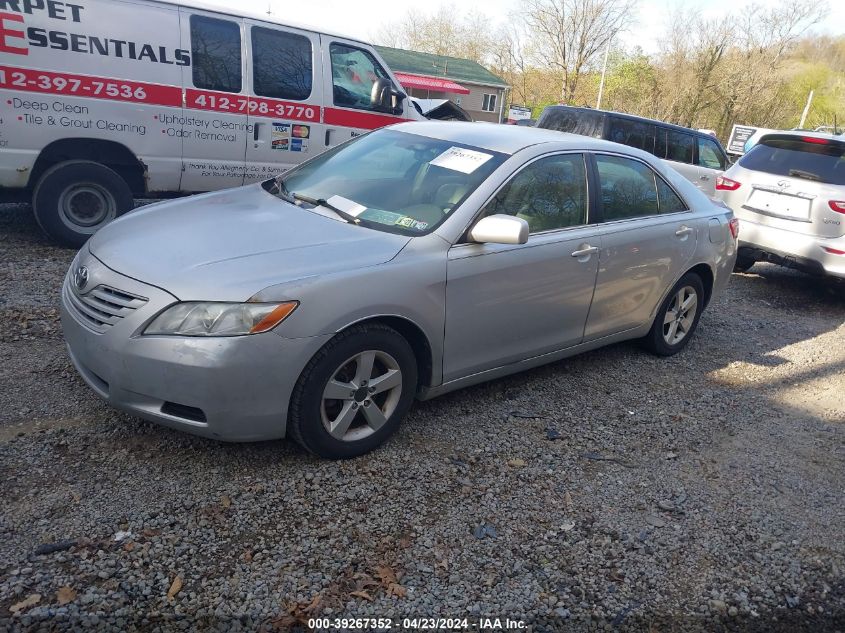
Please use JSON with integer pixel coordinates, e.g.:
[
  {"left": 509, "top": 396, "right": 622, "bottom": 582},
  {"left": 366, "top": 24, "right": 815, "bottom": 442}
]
[
  {"left": 695, "top": 135, "right": 728, "bottom": 196},
  {"left": 179, "top": 9, "right": 248, "bottom": 191},
  {"left": 320, "top": 38, "right": 411, "bottom": 149},
  {"left": 729, "top": 135, "right": 845, "bottom": 239},
  {"left": 243, "top": 20, "right": 324, "bottom": 182},
  {"left": 585, "top": 153, "right": 699, "bottom": 340},
  {"left": 659, "top": 127, "right": 702, "bottom": 191}
]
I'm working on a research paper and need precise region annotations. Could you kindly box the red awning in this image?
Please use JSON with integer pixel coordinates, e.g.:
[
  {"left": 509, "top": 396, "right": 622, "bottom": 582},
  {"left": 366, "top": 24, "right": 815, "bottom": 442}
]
[{"left": 394, "top": 72, "right": 470, "bottom": 95}]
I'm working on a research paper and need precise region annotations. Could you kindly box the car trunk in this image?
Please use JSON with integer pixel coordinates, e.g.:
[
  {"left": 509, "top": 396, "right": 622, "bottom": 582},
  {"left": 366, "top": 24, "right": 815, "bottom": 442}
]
[{"left": 732, "top": 134, "right": 845, "bottom": 239}]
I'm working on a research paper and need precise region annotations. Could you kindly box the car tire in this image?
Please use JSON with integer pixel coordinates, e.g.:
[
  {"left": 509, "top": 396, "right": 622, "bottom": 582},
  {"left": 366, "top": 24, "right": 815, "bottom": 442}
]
[
  {"left": 288, "top": 324, "right": 418, "bottom": 459},
  {"left": 734, "top": 252, "right": 756, "bottom": 273},
  {"left": 33, "top": 160, "right": 134, "bottom": 248},
  {"left": 643, "top": 273, "right": 705, "bottom": 357}
]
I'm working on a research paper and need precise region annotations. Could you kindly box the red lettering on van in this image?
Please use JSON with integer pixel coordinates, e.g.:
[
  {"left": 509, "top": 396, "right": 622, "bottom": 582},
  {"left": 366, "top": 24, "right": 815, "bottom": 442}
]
[{"left": 0, "top": 12, "right": 27, "bottom": 55}]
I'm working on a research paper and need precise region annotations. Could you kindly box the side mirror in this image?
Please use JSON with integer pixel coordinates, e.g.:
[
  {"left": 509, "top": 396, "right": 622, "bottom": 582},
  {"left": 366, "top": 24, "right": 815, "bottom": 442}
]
[
  {"left": 371, "top": 78, "right": 406, "bottom": 114},
  {"left": 468, "top": 214, "right": 529, "bottom": 245}
]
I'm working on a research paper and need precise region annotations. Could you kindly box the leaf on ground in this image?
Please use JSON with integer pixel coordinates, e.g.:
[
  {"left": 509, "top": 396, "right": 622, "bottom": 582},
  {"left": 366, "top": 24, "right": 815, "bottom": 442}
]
[
  {"left": 10, "top": 594, "right": 41, "bottom": 614},
  {"left": 374, "top": 565, "right": 397, "bottom": 586},
  {"left": 507, "top": 458, "right": 526, "bottom": 468},
  {"left": 123, "top": 541, "right": 135, "bottom": 552},
  {"left": 388, "top": 583, "right": 408, "bottom": 598},
  {"left": 350, "top": 590, "right": 374, "bottom": 601},
  {"left": 563, "top": 491, "right": 573, "bottom": 509},
  {"left": 221, "top": 495, "right": 232, "bottom": 509},
  {"left": 56, "top": 586, "right": 76, "bottom": 605},
  {"left": 167, "top": 576, "right": 183, "bottom": 600},
  {"left": 243, "top": 549, "right": 253, "bottom": 563}
]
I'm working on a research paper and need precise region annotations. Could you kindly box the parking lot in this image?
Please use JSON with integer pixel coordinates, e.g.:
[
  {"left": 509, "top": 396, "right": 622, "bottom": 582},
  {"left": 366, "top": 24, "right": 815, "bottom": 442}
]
[{"left": 1, "top": 201, "right": 844, "bottom": 630}]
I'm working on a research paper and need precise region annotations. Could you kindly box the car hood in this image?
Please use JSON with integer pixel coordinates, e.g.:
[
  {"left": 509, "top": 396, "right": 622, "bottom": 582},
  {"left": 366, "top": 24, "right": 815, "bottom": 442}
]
[{"left": 88, "top": 184, "right": 412, "bottom": 301}]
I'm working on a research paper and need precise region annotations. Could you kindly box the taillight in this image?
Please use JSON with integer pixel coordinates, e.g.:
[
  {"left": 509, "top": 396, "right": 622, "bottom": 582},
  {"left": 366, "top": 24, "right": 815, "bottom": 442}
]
[
  {"left": 716, "top": 176, "right": 741, "bottom": 191},
  {"left": 829, "top": 201, "right": 845, "bottom": 214},
  {"left": 822, "top": 247, "right": 845, "bottom": 256},
  {"left": 728, "top": 218, "right": 740, "bottom": 239},
  {"left": 801, "top": 136, "right": 831, "bottom": 145}
]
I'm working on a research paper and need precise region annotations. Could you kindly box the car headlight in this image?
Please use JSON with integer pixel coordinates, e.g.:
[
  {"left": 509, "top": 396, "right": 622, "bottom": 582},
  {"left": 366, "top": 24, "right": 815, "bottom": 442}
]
[{"left": 143, "top": 301, "right": 298, "bottom": 337}]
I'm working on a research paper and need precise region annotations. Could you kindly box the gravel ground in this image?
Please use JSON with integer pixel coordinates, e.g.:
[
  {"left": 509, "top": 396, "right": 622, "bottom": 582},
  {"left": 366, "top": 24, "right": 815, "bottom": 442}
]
[{"left": 1, "top": 202, "right": 844, "bottom": 632}]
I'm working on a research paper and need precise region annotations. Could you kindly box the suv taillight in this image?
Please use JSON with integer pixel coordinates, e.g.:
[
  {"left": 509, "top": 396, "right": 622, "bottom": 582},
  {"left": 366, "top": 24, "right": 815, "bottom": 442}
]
[
  {"left": 716, "top": 176, "right": 742, "bottom": 191},
  {"left": 829, "top": 201, "right": 845, "bottom": 214},
  {"left": 728, "top": 218, "right": 740, "bottom": 239}
]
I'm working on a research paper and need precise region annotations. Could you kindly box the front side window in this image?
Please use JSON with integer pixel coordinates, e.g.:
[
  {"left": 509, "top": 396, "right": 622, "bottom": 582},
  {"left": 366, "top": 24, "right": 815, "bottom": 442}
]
[
  {"left": 697, "top": 137, "right": 727, "bottom": 170},
  {"left": 595, "top": 154, "right": 659, "bottom": 220},
  {"left": 190, "top": 15, "right": 242, "bottom": 93},
  {"left": 273, "top": 130, "right": 507, "bottom": 235},
  {"left": 482, "top": 154, "right": 588, "bottom": 233},
  {"left": 666, "top": 130, "right": 695, "bottom": 164},
  {"left": 252, "top": 27, "right": 312, "bottom": 100},
  {"left": 330, "top": 43, "right": 390, "bottom": 112},
  {"left": 482, "top": 94, "right": 497, "bottom": 112},
  {"left": 608, "top": 117, "right": 655, "bottom": 153}
]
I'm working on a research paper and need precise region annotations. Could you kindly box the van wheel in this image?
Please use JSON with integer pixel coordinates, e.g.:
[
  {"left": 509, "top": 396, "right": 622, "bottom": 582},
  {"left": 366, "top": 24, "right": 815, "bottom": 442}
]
[
  {"left": 288, "top": 324, "right": 417, "bottom": 459},
  {"left": 33, "top": 160, "right": 134, "bottom": 248},
  {"left": 643, "top": 273, "right": 705, "bottom": 356}
]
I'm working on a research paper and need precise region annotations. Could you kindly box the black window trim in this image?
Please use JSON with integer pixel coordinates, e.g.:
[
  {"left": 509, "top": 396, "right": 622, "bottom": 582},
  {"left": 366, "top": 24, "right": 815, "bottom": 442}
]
[
  {"left": 457, "top": 150, "right": 595, "bottom": 245},
  {"left": 587, "top": 151, "right": 691, "bottom": 225},
  {"left": 250, "top": 24, "right": 314, "bottom": 101}
]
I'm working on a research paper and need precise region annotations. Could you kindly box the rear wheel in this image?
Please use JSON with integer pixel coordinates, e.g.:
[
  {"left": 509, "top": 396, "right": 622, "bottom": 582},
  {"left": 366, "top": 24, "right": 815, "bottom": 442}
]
[
  {"left": 288, "top": 324, "right": 417, "bottom": 459},
  {"left": 32, "top": 160, "right": 134, "bottom": 248},
  {"left": 643, "top": 273, "right": 705, "bottom": 356}
]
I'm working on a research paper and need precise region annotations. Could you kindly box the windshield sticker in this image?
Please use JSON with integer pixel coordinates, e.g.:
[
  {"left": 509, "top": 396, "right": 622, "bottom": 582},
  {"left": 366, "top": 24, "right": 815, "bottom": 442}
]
[
  {"left": 430, "top": 146, "right": 494, "bottom": 174},
  {"left": 395, "top": 217, "right": 429, "bottom": 230},
  {"left": 359, "top": 209, "right": 404, "bottom": 224},
  {"left": 326, "top": 195, "right": 368, "bottom": 217}
]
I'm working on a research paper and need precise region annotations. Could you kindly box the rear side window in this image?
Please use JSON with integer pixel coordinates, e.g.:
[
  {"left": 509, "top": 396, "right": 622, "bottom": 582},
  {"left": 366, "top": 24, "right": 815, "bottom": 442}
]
[
  {"left": 666, "top": 130, "right": 694, "bottom": 164},
  {"left": 656, "top": 179, "right": 687, "bottom": 213},
  {"left": 538, "top": 107, "right": 605, "bottom": 138},
  {"left": 595, "top": 155, "right": 659, "bottom": 220},
  {"left": 607, "top": 117, "right": 655, "bottom": 153},
  {"left": 697, "top": 137, "right": 727, "bottom": 170},
  {"left": 190, "top": 16, "right": 242, "bottom": 93},
  {"left": 738, "top": 137, "right": 845, "bottom": 185},
  {"left": 252, "top": 27, "right": 312, "bottom": 100}
]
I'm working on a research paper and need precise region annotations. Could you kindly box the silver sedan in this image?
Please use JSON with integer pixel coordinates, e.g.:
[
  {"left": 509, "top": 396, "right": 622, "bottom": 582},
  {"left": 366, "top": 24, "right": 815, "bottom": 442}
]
[{"left": 61, "top": 122, "right": 738, "bottom": 458}]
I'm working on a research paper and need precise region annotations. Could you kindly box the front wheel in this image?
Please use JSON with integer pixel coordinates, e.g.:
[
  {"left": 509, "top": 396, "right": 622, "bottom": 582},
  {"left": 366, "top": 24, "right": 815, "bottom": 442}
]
[
  {"left": 287, "top": 324, "right": 418, "bottom": 459},
  {"left": 32, "top": 160, "right": 134, "bottom": 248},
  {"left": 643, "top": 273, "right": 705, "bottom": 356}
]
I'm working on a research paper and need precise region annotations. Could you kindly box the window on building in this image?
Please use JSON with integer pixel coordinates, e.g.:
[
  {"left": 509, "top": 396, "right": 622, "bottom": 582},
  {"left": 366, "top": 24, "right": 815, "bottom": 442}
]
[
  {"left": 482, "top": 93, "right": 497, "bottom": 112},
  {"left": 190, "top": 15, "right": 242, "bottom": 93},
  {"left": 252, "top": 27, "right": 312, "bottom": 100}
]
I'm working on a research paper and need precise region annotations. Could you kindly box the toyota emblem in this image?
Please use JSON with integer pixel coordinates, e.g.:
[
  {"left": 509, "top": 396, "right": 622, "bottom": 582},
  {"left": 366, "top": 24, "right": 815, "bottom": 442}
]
[{"left": 74, "top": 266, "right": 89, "bottom": 291}]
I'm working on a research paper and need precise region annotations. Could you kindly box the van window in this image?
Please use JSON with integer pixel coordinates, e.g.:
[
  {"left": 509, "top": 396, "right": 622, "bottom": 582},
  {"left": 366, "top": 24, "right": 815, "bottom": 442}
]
[
  {"left": 538, "top": 107, "right": 605, "bottom": 138},
  {"left": 666, "top": 130, "right": 694, "bottom": 164},
  {"left": 655, "top": 128, "right": 668, "bottom": 158},
  {"left": 330, "top": 43, "right": 391, "bottom": 112},
  {"left": 697, "top": 136, "right": 727, "bottom": 170},
  {"left": 608, "top": 117, "right": 655, "bottom": 153},
  {"left": 190, "top": 15, "right": 242, "bottom": 93},
  {"left": 595, "top": 154, "right": 659, "bottom": 220},
  {"left": 252, "top": 27, "right": 312, "bottom": 100}
]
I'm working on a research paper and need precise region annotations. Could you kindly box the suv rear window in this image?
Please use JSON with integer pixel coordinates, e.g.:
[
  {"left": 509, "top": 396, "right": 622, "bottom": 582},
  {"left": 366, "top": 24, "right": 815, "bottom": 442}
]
[
  {"left": 538, "top": 107, "right": 605, "bottom": 138},
  {"left": 739, "top": 136, "right": 845, "bottom": 185}
]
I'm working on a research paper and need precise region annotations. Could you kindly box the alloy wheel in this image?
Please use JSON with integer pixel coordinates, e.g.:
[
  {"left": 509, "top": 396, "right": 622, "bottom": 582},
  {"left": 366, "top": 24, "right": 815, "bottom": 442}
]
[{"left": 662, "top": 286, "right": 698, "bottom": 346}]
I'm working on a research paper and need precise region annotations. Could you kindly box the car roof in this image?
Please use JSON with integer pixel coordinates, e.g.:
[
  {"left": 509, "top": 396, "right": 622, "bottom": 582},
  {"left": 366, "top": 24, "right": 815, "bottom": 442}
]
[
  {"left": 390, "top": 121, "right": 655, "bottom": 157},
  {"left": 541, "top": 105, "right": 723, "bottom": 144},
  {"left": 150, "top": 0, "right": 366, "bottom": 44}
]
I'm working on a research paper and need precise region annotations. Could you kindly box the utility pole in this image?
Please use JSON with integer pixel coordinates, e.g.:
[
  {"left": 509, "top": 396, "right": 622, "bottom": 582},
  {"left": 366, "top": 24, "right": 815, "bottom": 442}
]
[{"left": 596, "top": 41, "right": 611, "bottom": 110}]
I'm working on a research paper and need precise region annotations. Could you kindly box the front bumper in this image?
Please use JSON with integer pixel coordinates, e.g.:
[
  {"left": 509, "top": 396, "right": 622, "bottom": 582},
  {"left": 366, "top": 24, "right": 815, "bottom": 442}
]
[
  {"left": 60, "top": 255, "right": 331, "bottom": 442},
  {"left": 738, "top": 218, "right": 845, "bottom": 278}
]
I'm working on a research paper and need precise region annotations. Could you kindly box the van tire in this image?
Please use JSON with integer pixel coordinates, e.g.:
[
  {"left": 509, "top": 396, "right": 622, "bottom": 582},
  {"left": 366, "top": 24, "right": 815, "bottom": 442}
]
[{"left": 33, "top": 160, "right": 134, "bottom": 248}]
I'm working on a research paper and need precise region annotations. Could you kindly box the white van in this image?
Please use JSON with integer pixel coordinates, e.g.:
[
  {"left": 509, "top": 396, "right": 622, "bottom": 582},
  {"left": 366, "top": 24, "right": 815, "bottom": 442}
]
[{"left": 0, "top": 0, "right": 425, "bottom": 246}]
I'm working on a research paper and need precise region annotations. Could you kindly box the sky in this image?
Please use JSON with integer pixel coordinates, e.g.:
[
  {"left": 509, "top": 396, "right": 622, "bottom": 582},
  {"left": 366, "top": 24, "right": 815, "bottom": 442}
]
[{"left": 202, "top": 0, "right": 845, "bottom": 54}]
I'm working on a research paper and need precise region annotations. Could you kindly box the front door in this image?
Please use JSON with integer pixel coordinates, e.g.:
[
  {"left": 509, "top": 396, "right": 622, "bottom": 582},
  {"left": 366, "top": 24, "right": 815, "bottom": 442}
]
[
  {"left": 585, "top": 153, "right": 699, "bottom": 340},
  {"left": 444, "top": 153, "right": 600, "bottom": 381},
  {"left": 243, "top": 20, "right": 324, "bottom": 183},
  {"left": 320, "top": 37, "right": 411, "bottom": 149}
]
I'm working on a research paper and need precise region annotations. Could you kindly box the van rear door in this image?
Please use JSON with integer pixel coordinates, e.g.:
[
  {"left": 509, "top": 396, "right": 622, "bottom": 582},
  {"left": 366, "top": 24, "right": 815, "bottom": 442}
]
[
  {"left": 320, "top": 37, "right": 411, "bottom": 149},
  {"left": 242, "top": 20, "right": 324, "bottom": 182},
  {"left": 179, "top": 8, "right": 248, "bottom": 192}
]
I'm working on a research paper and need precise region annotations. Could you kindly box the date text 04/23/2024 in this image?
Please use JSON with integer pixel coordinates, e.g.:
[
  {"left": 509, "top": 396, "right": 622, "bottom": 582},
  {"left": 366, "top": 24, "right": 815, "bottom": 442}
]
[{"left": 306, "top": 618, "right": 527, "bottom": 630}]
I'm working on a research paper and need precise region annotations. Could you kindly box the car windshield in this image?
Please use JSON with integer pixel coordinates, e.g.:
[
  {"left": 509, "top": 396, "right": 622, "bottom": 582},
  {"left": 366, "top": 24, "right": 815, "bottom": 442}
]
[
  {"left": 739, "top": 136, "right": 845, "bottom": 185},
  {"left": 266, "top": 129, "right": 508, "bottom": 235}
]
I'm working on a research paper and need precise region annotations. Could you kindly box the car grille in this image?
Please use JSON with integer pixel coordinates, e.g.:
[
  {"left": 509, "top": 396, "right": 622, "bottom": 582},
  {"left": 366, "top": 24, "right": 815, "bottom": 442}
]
[{"left": 64, "top": 279, "right": 148, "bottom": 333}]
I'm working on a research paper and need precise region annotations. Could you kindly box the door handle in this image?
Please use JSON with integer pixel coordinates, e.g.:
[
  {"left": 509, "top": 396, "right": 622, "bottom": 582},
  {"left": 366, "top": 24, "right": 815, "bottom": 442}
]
[
  {"left": 700, "top": 174, "right": 710, "bottom": 181},
  {"left": 571, "top": 244, "right": 598, "bottom": 258},
  {"left": 253, "top": 122, "right": 261, "bottom": 142},
  {"left": 675, "top": 226, "right": 694, "bottom": 237}
]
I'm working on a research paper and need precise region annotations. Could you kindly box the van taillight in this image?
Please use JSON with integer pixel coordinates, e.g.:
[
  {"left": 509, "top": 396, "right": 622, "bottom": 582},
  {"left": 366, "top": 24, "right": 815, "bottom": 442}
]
[
  {"left": 829, "top": 201, "right": 845, "bottom": 214},
  {"left": 716, "top": 176, "right": 741, "bottom": 191},
  {"left": 728, "top": 218, "right": 740, "bottom": 239}
]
